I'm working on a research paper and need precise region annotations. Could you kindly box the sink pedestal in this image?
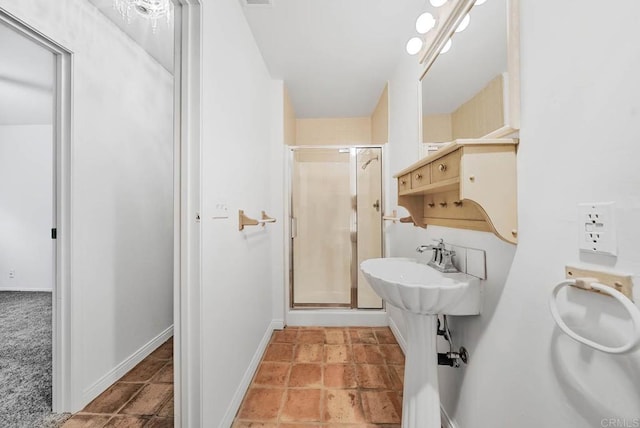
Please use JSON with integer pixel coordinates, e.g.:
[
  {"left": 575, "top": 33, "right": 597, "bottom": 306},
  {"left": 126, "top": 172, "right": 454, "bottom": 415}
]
[
  {"left": 359, "top": 258, "right": 481, "bottom": 428},
  {"left": 402, "top": 312, "right": 441, "bottom": 428}
]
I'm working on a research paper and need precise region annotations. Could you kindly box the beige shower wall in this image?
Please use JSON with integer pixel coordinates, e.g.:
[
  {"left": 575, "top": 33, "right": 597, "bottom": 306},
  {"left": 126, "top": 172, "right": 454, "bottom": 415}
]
[
  {"left": 371, "top": 84, "right": 389, "bottom": 144},
  {"left": 283, "top": 83, "right": 388, "bottom": 145},
  {"left": 295, "top": 117, "right": 372, "bottom": 145}
]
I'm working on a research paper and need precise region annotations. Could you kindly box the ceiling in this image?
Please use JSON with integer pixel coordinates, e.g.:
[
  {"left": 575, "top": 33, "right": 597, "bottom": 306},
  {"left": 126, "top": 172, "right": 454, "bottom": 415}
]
[
  {"left": 0, "top": 23, "right": 54, "bottom": 126},
  {"left": 87, "top": 0, "right": 174, "bottom": 73},
  {"left": 242, "top": 0, "right": 425, "bottom": 118}
]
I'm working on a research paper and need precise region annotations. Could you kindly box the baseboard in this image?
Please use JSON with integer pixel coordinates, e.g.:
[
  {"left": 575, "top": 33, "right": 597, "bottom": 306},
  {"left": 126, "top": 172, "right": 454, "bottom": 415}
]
[
  {"left": 388, "top": 315, "right": 457, "bottom": 428},
  {"left": 82, "top": 325, "right": 173, "bottom": 405},
  {"left": 0, "top": 288, "right": 52, "bottom": 292},
  {"left": 388, "top": 315, "right": 407, "bottom": 354},
  {"left": 219, "top": 320, "right": 280, "bottom": 428},
  {"left": 286, "top": 309, "right": 388, "bottom": 327},
  {"left": 272, "top": 318, "right": 285, "bottom": 330}
]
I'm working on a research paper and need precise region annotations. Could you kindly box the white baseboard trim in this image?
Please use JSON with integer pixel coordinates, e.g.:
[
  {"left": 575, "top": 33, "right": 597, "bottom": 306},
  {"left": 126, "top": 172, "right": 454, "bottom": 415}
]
[
  {"left": 388, "top": 315, "right": 456, "bottom": 428},
  {"left": 286, "top": 309, "right": 388, "bottom": 327},
  {"left": 82, "top": 325, "right": 173, "bottom": 405},
  {"left": 388, "top": 315, "right": 407, "bottom": 354},
  {"left": 219, "top": 320, "right": 280, "bottom": 428},
  {"left": 272, "top": 318, "right": 285, "bottom": 330},
  {"left": 0, "top": 288, "right": 52, "bottom": 292}
]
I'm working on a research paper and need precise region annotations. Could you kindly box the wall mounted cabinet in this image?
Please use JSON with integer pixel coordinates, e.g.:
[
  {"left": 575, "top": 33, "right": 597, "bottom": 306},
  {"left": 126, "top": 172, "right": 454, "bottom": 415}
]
[{"left": 395, "top": 139, "right": 518, "bottom": 244}]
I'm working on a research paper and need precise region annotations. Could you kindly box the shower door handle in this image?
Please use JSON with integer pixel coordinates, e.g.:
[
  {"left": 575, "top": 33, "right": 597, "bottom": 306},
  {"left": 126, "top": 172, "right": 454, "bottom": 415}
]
[{"left": 373, "top": 200, "right": 380, "bottom": 212}]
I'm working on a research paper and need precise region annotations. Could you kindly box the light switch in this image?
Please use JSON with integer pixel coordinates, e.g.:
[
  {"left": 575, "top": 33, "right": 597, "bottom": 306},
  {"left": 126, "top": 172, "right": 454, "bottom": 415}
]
[
  {"left": 578, "top": 202, "right": 617, "bottom": 256},
  {"left": 212, "top": 203, "right": 229, "bottom": 219}
]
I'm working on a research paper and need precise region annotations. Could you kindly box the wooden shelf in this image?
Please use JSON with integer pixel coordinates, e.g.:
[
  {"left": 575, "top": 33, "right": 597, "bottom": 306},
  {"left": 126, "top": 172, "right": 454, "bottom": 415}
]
[{"left": 395, "top": 138, "right": 518, "bottom": 244}]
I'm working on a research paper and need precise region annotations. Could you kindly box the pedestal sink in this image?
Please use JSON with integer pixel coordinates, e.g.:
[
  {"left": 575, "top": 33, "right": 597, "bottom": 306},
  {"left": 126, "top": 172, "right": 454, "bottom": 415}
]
[{"left": 360, "top": 257, "right": 481, "bottom": 428}]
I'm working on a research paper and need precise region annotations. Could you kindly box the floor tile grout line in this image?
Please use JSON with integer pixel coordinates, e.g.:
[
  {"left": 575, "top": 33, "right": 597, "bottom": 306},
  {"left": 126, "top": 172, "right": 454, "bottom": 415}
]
[{"left": 107, "top": 358, "right": 173, "bottom": 423}]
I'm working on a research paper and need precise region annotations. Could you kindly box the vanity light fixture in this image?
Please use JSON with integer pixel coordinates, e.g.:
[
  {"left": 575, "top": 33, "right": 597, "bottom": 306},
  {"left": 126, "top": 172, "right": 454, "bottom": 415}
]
[
  {"left": 455, "top": 13, "right": 470, "bottom": 32},
  {"left": 406, "top": 37, "right": 424, "bottom": 55},
  {"left": 429, "top": 0, "right": 449, "bottom": 7},
  {"left": 113, "top": 0, "right": 173, "bottom": 33},
  {"left": 416, "top": 12, "right": 437, "bottom": 34},
  {"left": 440, "top": 39, "right": 452, "bottom": 54}
]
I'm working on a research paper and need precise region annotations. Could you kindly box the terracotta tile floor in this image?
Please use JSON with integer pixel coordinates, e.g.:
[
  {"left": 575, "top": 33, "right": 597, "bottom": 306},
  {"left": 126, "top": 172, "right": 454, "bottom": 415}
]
[
  {"left": 63, "top": 338, "right": 174, "bottom": 428},
  {"left": 233, "top": 327, "right": 406, "bottom": 427}
]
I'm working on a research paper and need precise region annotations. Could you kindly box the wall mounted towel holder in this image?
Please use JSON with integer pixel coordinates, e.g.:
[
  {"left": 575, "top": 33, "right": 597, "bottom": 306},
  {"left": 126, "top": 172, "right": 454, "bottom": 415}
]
[
  {"left": 238, "top": 210, "right": 276, "bottom": 231},
  {"left": 382, "top": 210, "right": 414, "bottom": 224},
  {"left": 549, "top": 268, "right": 640, "bottom": 354}
]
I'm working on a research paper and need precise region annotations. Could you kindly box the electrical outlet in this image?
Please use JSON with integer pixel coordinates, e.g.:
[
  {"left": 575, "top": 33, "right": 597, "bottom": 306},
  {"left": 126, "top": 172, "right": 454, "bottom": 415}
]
[
  {"left": 9, "top": 270, "right": 15, "bottom": 279},
  {"left": 578, "top": 202, "right": 617, "bottom": 256}
]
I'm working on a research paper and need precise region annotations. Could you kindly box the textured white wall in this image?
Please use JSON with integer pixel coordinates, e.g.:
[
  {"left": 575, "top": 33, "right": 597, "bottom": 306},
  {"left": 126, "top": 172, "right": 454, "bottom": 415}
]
[
  {"left": 199, "top": 0, "right": 277, "bottom": 425},
  {"left": 387, "top": 1, "right": 640, "bottom": 427},
  {"left": 0, "top": 0, "right": 174, "bottom": 410},
  {"left": 0, "top": 125, "right": 53, "bottom": 291}
]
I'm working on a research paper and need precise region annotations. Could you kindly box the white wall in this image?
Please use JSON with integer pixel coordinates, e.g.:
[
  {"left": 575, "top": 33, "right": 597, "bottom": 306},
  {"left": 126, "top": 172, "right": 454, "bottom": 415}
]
[
  {"left": 199, "top": 0, "right": 279, "bottom": 425},
  {"left": 0, "top": 0, "right": 174, "bottom": 411},
  {"left": 0, "top": 23, "right": 53, "bottom": 125},
  {"left": 387, "top": 1, "right": 640, "bottom": 427},
  {"left": 0, "top": 125, "right": 53, "bottom": 291}
]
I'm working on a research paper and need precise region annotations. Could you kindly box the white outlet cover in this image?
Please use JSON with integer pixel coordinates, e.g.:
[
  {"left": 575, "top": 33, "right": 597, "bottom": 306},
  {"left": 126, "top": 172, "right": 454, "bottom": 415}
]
[
  {"left": 212, "top": 202, "right": 229, "bottom": 219},
  {"left": 578, "top": 202, "right": 617, "bottom": 256}
]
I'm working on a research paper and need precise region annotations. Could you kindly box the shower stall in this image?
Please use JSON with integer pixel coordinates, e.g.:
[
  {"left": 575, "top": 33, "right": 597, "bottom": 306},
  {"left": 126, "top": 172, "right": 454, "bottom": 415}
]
[{"left": 289, "top": 146, "right": 383, "bottom": 309}]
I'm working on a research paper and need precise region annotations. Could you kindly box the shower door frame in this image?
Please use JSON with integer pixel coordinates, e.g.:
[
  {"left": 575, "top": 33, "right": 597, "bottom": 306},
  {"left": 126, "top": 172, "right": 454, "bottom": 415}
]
[{"left": 287, "top": 145, "right": 386, "bottom": 310}]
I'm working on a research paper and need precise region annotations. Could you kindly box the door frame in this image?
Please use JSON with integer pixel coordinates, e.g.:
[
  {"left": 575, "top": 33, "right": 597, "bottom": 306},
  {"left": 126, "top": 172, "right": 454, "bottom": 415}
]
[
  {"left": 285, "top": 145, "right": 386, "bottom": 312},
  {"left": 173, "top": 0, "right": 202, "bottom": 427},
  {"left": 0, "top": 9, "right": 73, "bottom": 412}
]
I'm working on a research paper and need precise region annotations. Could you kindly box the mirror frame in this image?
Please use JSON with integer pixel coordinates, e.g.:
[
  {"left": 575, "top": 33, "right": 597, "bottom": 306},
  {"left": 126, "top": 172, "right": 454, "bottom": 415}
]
[{"left": 418, "top": 0, "right": 520, "bottom": 139}]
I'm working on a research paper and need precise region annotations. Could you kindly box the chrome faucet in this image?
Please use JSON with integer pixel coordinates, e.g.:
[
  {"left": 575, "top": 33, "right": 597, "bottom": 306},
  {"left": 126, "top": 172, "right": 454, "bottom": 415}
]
[{"left": 416, "top": 239, "right": 458, "bottom": 273}]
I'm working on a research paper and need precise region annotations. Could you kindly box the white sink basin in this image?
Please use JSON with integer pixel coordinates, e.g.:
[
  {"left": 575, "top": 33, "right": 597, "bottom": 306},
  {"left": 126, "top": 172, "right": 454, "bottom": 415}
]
[
  {"left": 360, "top": 257, "right": 482, "bottom": 428},
  {"left": 360, "top": 257, "right": 481, "bottom": 315}
]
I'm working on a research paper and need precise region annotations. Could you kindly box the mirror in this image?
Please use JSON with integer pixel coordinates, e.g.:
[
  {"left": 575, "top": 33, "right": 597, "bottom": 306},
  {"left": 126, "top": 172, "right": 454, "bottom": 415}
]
[{"left": 420, "top": 0, "right": 519, "bottom": 151}]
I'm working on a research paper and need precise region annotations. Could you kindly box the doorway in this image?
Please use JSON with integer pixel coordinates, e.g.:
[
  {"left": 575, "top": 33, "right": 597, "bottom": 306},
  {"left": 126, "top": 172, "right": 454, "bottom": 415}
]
[
  {"left": 0, "top": 12, "right": 70, "bottom": 425},
  {"left": 289, "top": 146, "right": 383, "bottom": 309}
]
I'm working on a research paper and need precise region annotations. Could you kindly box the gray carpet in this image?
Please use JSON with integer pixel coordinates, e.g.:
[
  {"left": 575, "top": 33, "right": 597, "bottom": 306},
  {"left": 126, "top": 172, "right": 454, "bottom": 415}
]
[{"left": 0, "top": 291, "right": 70, "bottom": 427}]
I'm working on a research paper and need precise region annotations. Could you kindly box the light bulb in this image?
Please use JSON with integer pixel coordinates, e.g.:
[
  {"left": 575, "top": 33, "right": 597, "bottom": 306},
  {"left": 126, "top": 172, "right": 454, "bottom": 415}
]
[
  {"left": 455, "top": 14, "right": 470, "bottom": 33},
  {"left": 416, "top": 12, "right": 436, "bottom": 34},
  {"left": 406, "top": 37, "right": 424, "bottom": 55},
  {"left": 475, "top": 0, "right": 487, "bottom": 5},
  {"left": 440, "top": 39, "right": 452, "bottom": 54},
  {"left": 429, "top": 0, "right": 448, "bottom": 7}
]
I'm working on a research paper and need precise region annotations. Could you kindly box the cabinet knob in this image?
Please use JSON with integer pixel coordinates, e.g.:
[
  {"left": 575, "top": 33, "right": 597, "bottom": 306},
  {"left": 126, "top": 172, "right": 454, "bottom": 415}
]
[
  {"left": 438, "top": 163, "right": 447, "bottom": 172},
  {"left": 401, "top": 179, "right": 407, "bottom": 185},
  {"left": 453, "top": 201, "right": 463, "bottom": 207},
  {"left": 439, "top": 202, "right": 448, "bottom": 207},
  {"left": 415, "top": 173, "right": 422, "bottom": 180}
]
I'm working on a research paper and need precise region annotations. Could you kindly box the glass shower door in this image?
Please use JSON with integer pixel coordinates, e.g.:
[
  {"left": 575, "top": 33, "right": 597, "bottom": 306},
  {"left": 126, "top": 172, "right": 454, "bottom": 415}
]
[
  {"left": 291, "top": 149, "right": 353, "bottom": 306},
  {"left": 290, "top": 147, "right": 383, "bottom": 309}
]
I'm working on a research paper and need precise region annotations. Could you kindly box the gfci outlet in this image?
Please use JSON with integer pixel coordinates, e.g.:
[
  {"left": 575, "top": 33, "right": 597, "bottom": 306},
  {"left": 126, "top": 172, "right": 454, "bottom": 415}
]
[{"left": 578, "top": 202, "right": 617, "bottom": 256}]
